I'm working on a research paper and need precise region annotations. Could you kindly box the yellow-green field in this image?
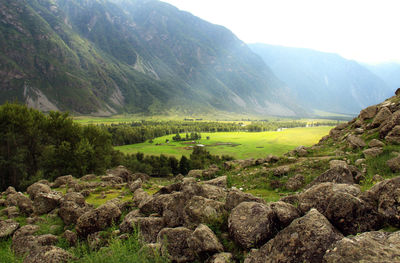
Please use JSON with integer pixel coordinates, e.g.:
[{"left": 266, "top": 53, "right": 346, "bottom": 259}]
[{"left": 115, "top": 126, "right": 333, "bottom": 159}]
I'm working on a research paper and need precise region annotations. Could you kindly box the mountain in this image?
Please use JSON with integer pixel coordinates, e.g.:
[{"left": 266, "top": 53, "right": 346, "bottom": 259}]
[
  {"left": 249, "top": 43, "right": 392, "bottom": 115},
  {"left": 365, "top": 62, "right": 400, "bottom": 91},
  {"left": 0, "top": 0, "right": 304, "bottom": 116}
]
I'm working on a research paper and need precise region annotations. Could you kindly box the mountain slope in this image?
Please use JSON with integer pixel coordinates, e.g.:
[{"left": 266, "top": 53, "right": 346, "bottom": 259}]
[
  {"left": 0, "top": 0, "right": 304, "bottom": 116},
  {"left": 365, "top": 62, "right": 400, "bottom": 91},
  {"left": 249, "top": 43, "right": 391, "bottom": 115}
]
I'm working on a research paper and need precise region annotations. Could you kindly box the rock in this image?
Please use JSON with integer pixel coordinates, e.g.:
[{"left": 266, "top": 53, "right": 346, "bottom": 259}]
[
  {"left": 27, "top": 183, "right": 52, "bottom": 200},
  {"left": 206, "top": 253, "right": 234, "bottom": 263},
  {"left": 107, "top": 165, "right": 133, "bottom": 182},
  {"left": 387, "top": 155, "right": 400, "bottom": 172},
  {"left": 188, "top": 224, "right": 223, "bottom": 256},
  {"left": 132, "top": 188, "right": 152, "bottom": 207},
  {"left": 203, "top": 176, "right": 227, "bottom": 188},
  {"left": 0, "top": 219, "right": 19, "bottom": 238},
  {"left": 33, "top": 192, "right": 62, "bottom": 215},
  {"left": 12, "top": 225, "right": 56, "bottom": 257},
  {"left": 225, "top": 189, "right": 265, "bottom": 210},
  {"left": 199, "top": 184, "right": 226, "bottom": 201},
  {"left": 273, "top": 166, "right": 290, "bottom": 177},
  {"left": 6, "top": 193, "right": 33, "bottom": 216},
  {"left": 355, "top": 158, "right": 366, "bottom": 166},
  {"left": 295, "top": 146, "right": 308, "bottom": 157},
  {"left": 329, "top": 160, "right": 348, "bottom": 169},
  {"left": 309, "top": 166, "right": 354, "bottom": 186},
  {"left": 119, "top": 209, "right": 142, "bottom": 233},
  {"left": 380, "top": 109, "right": 400, "bottom": 138},
  {"left": 347, "top": 134, "right": 366, "bottom": 149},
  {"left": 385, "top": 125, "right": 400, "bottom": 144},
  {"left": 52, "top": 175, "right": 75, "bottom": 188},
  {"left": 188, "top": 169, "right": 203, "bottom": 178},
  {"left": 202, "top": 165, "right": 220, "bottom": 179},
  {"left": 76, "top": 202, "right": 121, "bottom": 238},
  {"left": 364, "top": 177, "right": 400, "bottom": 227},
  {"left": 371, "top": 106, "right": 392, "bottom": 128},
  {"left": 129, "top": 178, "right": 142, "bottom": 193},
  {"left": 154, "top": 183, "right": 182, "bottom": 196},
  {"left": 285, "top": 174, "right": 305, "bottom": 191},
  {"left": 58, "top": 192, "right": 91, "bottom": 225},
  {"left": 269, "top": 201, "right": 301, "bottom": 228},
  {"left": 324, "top": 231, "right": 400, "bottom": 263},
  {"left": 228, "top": 202, "right": 276, "bottom": 249},
  {"left": 2, "top": 206, "right": 20, "bottom": 218},
  {"left": 359, "top": 105, "right": 378, "bottom": 120},
  {"left": 369, "top": 139, "right": 385, "bottom": 148},
  {"left": 363, "top": 147, "right": 383, "bottom": 158},
  {"left": 121, "top": 215, "right": 164, "bottom": 243},
  {"left": 23, "top": 246, "right": 74, "bottom": 263},
  {"left": 80, "top": 174, "right": 97, "bottom": 181},
  {"left": 183, "top": 196, "right": 225, "bottom": 228},
  {"left": 100, "top": 175, "right": 123, "bottom": 184},
  {"left": 298, "top": 182, "right": 361, "bottom": 214},
  {"left": 325, "top": 192, "right": 382, "bottom": 235},
  {"left": 62, "top": 230, "right": 77, "bottom": 246},
  {"left": 244, "top": 209, "right": 343, "bottom": 263},
  {"left": 372, "top": 174, "right": 384, "bottom": 182},
  {"left": 157, "top": 227, "right": 195, "bottom": 263},
  {"left": 87, "top": 232, "right": 109, "bottom": 250},
  {"left": 265, "top": 155, "right": 279, "bottom": 163},
  {"left": 3, "top": 186, "right": 17, "bottom": 196},
  {"left": 354, "top": 128, "right": 364, "bottom": 134},
  {"left": 132, "top": 172, "right": 150, "bottom": 182}
]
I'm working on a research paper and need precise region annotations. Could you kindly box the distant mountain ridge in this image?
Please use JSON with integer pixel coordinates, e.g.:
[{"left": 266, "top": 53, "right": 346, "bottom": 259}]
[
  {"left": 0, "top": 0, "right": 304, "bottom": 116},
  {"left": 249, "top": 43, "right": 392, "bottom": 115},
  {"left": 365, "top": 62, "right": 400, "bottom": 91}
]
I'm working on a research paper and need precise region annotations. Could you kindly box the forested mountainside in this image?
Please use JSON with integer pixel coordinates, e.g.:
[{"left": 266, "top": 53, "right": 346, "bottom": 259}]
[
  {"left": 249, "top": 43, "right": 392, "bottom": 115},
  {"left": 0, "top": 0, "right": 304, "bottom": 116}
]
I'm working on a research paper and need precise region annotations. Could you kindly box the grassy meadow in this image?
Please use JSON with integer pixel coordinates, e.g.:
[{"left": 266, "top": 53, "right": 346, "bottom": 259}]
[{"left": 115, "top": 126, "right": 333, "bottom": 159}]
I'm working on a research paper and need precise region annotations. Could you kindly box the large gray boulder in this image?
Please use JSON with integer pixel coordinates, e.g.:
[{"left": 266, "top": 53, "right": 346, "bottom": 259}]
[
  {"left": 371, "top": 106, "right": 392, "bottom": 128},
  {"left": 58, "top": 192, "right": 91, "bottom": 225},
  {"left": 33, "top": 192, "right": 62, "bottom": 215},
  {"left": 0, "top": 219, "right": 19, "bottom": 238},
  {"left": 308, "top": 166, "right": 354, "bottom": 186},
  {"left": 346, "top": 135, "right": 366, "bottom": 149},
  {"left": 76, "top": 202, "right": 121, "bottom": 238},
  {"left": 324, "top": 231, "right": 400, "bottom": 263},
  {"left": 206, "top": 253, "right": 234, "bottom": 263},
  {"left": 188, "top": 224, "right": 223, "bottom": 256},
  {"left": 23, "top": 246, "right": 74, "bottom": 263},
  {"left": 183, "top": 196, "right": 225, "bottom": 228},
  {"left": 359, "top": 105, "right": 378, "bottom": 120},
  {"left": 27, "top": 183, "right": 51, "bottom": 200},
  {"left": 6, "top": 193, "right": 33, "bottom": 216},
  {"left": 387, "top": 155, "right": 400, "bottom": 172},
  {"left": 52, "top": 175, "right": 75, "bottom": 188},
  {"left": 244, "top": 209, "right": 343, "bottom": 263},
  {"left": 120, "top": 215, "right": 164, "bottom": 243},
  {"left": 157, "top": 227, "right": 195, "bottom": 263},
  {"left": 225, "top": 189, "right": 265, "bottom": 210}
]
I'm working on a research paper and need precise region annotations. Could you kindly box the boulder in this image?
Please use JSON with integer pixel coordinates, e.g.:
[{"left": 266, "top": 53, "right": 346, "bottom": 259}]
[
  {"left": 27, "top": 183, "right": 51, "bottom": 200},
  {"left": 62, "top": 230, "right": 77, "bottom": 246},
  {"left": 87, "top": 231, "right": 109, "bottom": 250},
  {"left": 107, "top": 165, "right": 133, "bottom": 182},
  {"left": 132, "top": 172, "right": 150, "bottom": 182},
  {"left": 2, "top": 206, "right": 20, "bottom": 218},
  {"left": 244, "top": 209, "right": 343, "bottom": 263},
  {"left": 120, "top": 215, "right": 164, "bottom": 243},
  {"left": 324, "top": 231, "right": 400, "bottom": 263},
  {"left": 154, "top": 183, "right": 182, "bottom": 196},
  {"left": 23, "top": 246, "right": 74, "bottom": 263},
  {"left": 80, "top": 174, "right": 97, "bottom": 181},
  {"left": 363, "top": 147, "right": 383, "bottom": 158},
  {"left": 203, "top": 176, "right": 227, "bottom": 188},
  {"left": 157, "top": 227, "right": 195, "bottom": 263},
  {"left": 129, "top": 178, "right": 142, "bottom": 193},
  {"left": 228, "top": 202, "right": 276, "bottom": 249},
  {"left": 269, "top": 201, "right": 301, "bottom": 228},
  {"left": 188, "top": 169, "right": 203, "bottom": 178},
  {"left": 265, "top": 155, "right": 279, "bottom": 163},
  {"left": 133, "top": 188, "right": 152, "bottom": 207},
  {"left": 206, "top": 253, "right": 234, "bottom": 263},
  {"left": 308, "top": 166, "right": 354, "bottom": 186},
  {"left": 380, "top": 109, "right": 400, "bottom": 138},
  {"left": 369, "top": 139, "right": 385, "bottom": 148},
  {"left": 285, "top": 174, "right": 305, "bottom": 191},
  {"left": 33, "top": 192, "right": 62, "bottom": 215},
  {"left": 329, "top": 160, "right": 348, "bottom": 169},
  {"left": 3, "top": 186, "right": 17, "bottom": 196},
  {"left": 225, "top": 189, "right": 265, "bottom": 210},
  {"left": 76, "top": 202, "right": 121, "bottom": 238},
  {"left": 58, "top": 192, "right": 91, "bottom": 225},
  {"left": 6, "top": 193, "right": 33, "bottom": 216},
  {"left": 273, "top": 166, "right": 290, "bottom": 177},
  {"left": 371, "top": 106, "right": 392, "bottom": 128},
  {"left": 346, "top": 135, "right": 366, "bottom": 149},
  {"left": 0, "top": 219, "right": 19, "bottom": 238},
  {"left": 387, "top": 156, "right": 400, "bottom": 172},
  {"left": 359, "top": 105, "right": 378, "bottom": 120},
  {"left": 188, "top": 224, "right": 223, "bottom": 256},
  {"left": 183, "top": 196, "right": 225, "bottom": 228},
  {"left": 199, "top": 184, "right": 227, "bottom": 201},
  {"left": 385, "top": 125, "right": 400, "bottom": 144},
  {"left": 52, "top": 175, "right": 75, "bottom": 188},
  {"left": 100, "top": 175, "right": 123, "bottom": 184}
]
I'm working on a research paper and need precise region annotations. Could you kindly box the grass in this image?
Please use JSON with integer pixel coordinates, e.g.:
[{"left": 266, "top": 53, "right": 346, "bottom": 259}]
[
  {"left": 115, "top": 126, "right": 333, "bottom": 159},
  {"left": 85, "top": 188, "right": 132, "bottom": 208},
  {"left": 0, "top": 238, "right": 22, "bottom": 263}
]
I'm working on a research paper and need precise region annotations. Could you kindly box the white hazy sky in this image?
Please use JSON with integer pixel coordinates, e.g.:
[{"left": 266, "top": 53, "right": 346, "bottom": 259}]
[{"left": 161, "top": 0, "right": 400, "bottom": 64}]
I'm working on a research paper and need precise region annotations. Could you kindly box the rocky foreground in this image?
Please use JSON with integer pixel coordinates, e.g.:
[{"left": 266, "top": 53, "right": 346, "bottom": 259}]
[{"left": 2, "top": 93, "right": 400, "bottom": 262}]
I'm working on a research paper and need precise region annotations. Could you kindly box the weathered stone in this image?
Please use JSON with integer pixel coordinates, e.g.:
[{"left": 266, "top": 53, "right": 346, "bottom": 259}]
[
  {"left": 52, "top": 175, "right": 75, "bottom": 188},
  {"left": 133, "top": 188, "right": 152, "bottom": 207},
  {"left": 380, "top": 109, "right": 400, "bottom": 138},
  {"left": 385, "top": 125, "right": 400, "bottom": 144},
  {"left": 387, "top": 155, "right": 400, "bottom": 172},
  {"left": 371, "top": 106, "right": 392, "bottom": 128},
  {"left": 80, "top": 174, "right": 97, "bottom": 181},
  {"left": 157, "top": 227, "right": 195, "bottom": 263},
  {"left": 107, "top": 165, "right": 133, "bottom": 182},
  {"left": 121, "top": 216, "right": 164, "bottom": 243},
  {"left": 269, "top": 201, "right": 301, "bottom": 228},
  {"left": 58, "top": 192, "right": 91, "bottom": 225},
  {"left": 199, "top": 184, "right": 226, "bottom": 201},
  {"left": 62, "top": 230, "right": 77, "bottom": 246},
  {"left": 225, "top": 189, "right": 265, "bottom": 210},
  {"left": 206, "top": 253, "right": 234, "bottom": 263},
  {"left": 188, "top": 224, "right": 223, "bottom": 256},
  {"left": 132, "top": 172, "right": 150, "bottom": 182},
  {"left": 100, "top": 175, "right": 123, "bottom": 184},
  {"left": 369, "top": 139, "right": 385, "bottom": 148},
  {"left": 188, "top": 169, "right": 203, "bottom": 178},
  {"left": 355, "top": 158, "right": 366, "bottom": 166},
  {"left": 273, "top": 166, "right": 290, "bottom": 177},
  {"left": 329, "top": 160, "right": 348, "bottom": 169},
  {"left": 309, "top": 166, "right": 354, "bottom": 186},
  {"left": 347, "top": 134, "right": 366, "bottom": 149},
  {"left": 23, "top": 246, "right": 74, "bottom": 263},
  {"left": 359, "top": 105, "right": 378, "bottom": 120},
  {"left": 265, "top": 155, "right": 279, "bottom": 163},
  {"left": 363, "top": 147, "right": 383, "bottom": 158},
  {"left": 228, "top": 202, "right": 276, "bottom": 249},
  {"left": 2, "top": 206, "right": 20, "bottom": 218},
  {"left": 324, "top": 231, "right": 400, "bottom": 263},
  {"left": 203, "top": 176, "right": 227, "bottom": 188},
  {"left": 244, "top": 209, "right": 343, "bottom": 263},
  {"left": 0, "top": 219, "right": 19, "bottom": 238},
  {"left": 6, "top": 193, "right": 33, "bottom": 216},
  {"left": 33, "top": 192, "right": 62, "bottom": 215},
  {"left": 76, "top": 202, "right": 121, "bottom": 238},
  {"left": 285, "top": 174, "right": 305, "bottom": 191},
  {"left": 129, "top": 178, "right": 142, "bottom": 193},
  {"left": 27, "top": 183, "right": 51, "bottom": 200},
  {"left": 184, "top": 196, "right": 225, "bottom": 228},
  {"left": 119, "top": 209, "right": 142, "bottom": 233},
  {"left": 3, "top": 186, "right": 17, "bottom": 196}
]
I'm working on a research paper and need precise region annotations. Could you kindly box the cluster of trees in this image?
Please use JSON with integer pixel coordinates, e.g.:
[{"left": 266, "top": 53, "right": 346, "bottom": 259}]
[
  {"left": 107, "top": 120, "right": 339, "bottom": 146},
  {"left": 0, "top": 103, "right": 118, "bottom": 190},
  {"left": 172, "top": 132, "right": 202, "bottom": 142}
]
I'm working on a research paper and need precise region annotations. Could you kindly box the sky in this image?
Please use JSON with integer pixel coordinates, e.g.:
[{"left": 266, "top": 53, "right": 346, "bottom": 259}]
[{"left": 161, "top": 0, "right": 400, "bottom": 64}]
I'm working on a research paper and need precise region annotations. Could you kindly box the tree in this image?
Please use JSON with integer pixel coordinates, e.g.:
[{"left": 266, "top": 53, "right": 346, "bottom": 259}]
[{"left": 179, "top": 155, "right": 190, "bottom": 175}]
